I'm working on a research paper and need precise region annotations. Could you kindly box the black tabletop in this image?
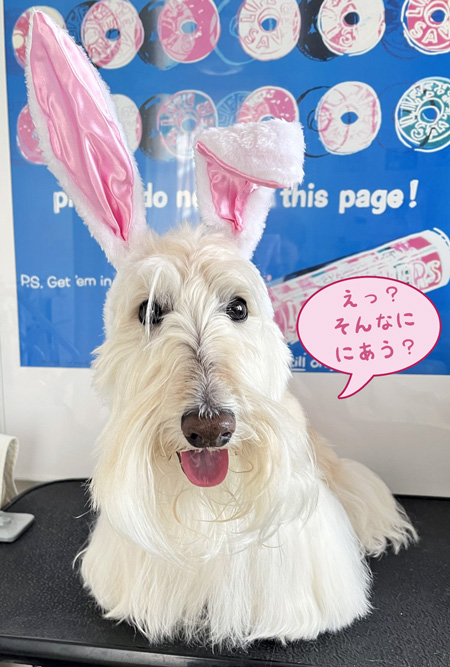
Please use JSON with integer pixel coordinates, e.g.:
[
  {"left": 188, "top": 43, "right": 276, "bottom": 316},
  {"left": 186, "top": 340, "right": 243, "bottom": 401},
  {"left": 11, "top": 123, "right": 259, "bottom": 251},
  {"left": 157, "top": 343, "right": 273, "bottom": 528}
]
[{"left": 0, "top": 480, "right": 449, "bottom": 667}]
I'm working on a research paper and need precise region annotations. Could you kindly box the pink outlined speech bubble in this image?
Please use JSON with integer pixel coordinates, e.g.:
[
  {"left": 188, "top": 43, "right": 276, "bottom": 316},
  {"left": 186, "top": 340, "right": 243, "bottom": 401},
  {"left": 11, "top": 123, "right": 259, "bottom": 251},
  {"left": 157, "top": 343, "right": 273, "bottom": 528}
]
[{"left": 297, "top": 276, "right": 441, "bottom": 399}]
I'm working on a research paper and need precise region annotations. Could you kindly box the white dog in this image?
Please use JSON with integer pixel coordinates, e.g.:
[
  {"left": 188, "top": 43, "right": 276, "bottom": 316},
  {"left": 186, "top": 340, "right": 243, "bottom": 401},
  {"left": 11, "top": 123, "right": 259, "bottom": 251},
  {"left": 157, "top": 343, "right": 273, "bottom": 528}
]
[{"left": 27, "top": 11, "right": 416, "bottom": 647}]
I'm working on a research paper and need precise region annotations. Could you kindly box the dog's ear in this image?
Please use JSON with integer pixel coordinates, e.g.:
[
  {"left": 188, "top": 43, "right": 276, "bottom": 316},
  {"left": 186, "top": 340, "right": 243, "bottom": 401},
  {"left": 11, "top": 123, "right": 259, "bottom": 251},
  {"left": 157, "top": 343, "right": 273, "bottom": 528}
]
[
  {"left": 25, "top": 11, "right": 148, "bottom": 267},
  {"left": 194, "top": 120, "right": 305, "bottom": 259}
]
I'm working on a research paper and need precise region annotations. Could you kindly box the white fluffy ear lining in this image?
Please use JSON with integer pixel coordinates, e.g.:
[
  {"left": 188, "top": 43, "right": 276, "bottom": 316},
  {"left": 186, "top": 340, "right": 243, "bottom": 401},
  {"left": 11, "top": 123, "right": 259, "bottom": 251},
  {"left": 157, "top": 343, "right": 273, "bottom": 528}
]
[
  {"left": 25, "top": 11, "right": 148, "bottom": 267},
  {"left": 194, "top": 120, "right": 305, "bottom": 259}
]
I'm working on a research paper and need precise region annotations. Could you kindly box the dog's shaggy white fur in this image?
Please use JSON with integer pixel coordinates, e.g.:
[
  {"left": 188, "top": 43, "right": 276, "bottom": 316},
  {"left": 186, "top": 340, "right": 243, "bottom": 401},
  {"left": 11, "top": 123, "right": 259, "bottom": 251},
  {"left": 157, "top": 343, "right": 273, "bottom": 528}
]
[
  {"left": 27, "top": 11, "right": 417, "bottom": 647},
  {"left": 80, "top": 227, "right": 416, "bottom": 644}
]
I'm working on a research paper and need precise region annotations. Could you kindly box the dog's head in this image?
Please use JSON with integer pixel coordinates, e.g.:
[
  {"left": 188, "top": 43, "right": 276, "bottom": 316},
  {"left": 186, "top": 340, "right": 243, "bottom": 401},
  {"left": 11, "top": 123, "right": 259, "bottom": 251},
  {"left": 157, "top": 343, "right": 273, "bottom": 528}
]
[{"left": 27, "top": 12, "right": 315, "bottom": 562}]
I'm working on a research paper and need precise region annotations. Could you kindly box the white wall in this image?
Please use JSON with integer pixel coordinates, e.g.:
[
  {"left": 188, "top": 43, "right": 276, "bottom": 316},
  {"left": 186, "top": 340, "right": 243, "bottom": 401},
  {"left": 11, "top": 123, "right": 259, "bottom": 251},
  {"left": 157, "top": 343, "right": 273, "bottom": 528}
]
[
  {"left": 292, "top": 373, "right": 450, "bottom": 496},
  {"left": 0, "top": 1, "right": 449, "bottom": 493}
]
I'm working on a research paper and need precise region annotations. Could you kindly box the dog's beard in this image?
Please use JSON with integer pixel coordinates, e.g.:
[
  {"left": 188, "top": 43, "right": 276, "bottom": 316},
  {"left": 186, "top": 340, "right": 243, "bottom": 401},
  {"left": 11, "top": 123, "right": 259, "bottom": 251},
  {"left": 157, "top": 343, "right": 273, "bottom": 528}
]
[{"left": 90, "top": 383, "right": 317, "bottom": 567}]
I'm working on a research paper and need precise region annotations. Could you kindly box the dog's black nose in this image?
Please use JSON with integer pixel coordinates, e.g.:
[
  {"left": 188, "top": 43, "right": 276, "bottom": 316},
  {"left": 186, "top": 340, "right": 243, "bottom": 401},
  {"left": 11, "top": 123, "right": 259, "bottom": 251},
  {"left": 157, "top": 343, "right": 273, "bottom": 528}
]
[{"left": 181, "top": 411, "right": 236, "bottom": 448}]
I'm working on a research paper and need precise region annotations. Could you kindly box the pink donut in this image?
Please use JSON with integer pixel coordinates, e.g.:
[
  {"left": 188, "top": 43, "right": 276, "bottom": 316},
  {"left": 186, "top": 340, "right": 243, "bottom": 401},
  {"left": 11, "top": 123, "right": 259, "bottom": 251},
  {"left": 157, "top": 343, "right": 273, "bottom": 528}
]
[
  {"left": 157, "top": 90, "right": 217, "bottom": 159},
  {"left": 237, "top": 87, "right": 299, "bottom": 123},
  {"left": 238, "top": 0, "right": 301, "bottom": 61},
  {"left": 16, "top": 105, "right": 44, "bottom": 165},
  {"left": 111, "top": 94, "right": 142, "bottom": 152},
  {"left": 81, "top": 0, "right": 144, "bottom": 69},
  {"left": 316, "top": 81, "right": 381, "bottom": 155},
  {"left": 318, "top": 0, "right": 385, "bottom": 56},
  {"left": 402, "top": 0, "right": 450, "bottom": 54},
  {"left": 158, "top": 0, "right": 221, "bottom": 63},
  {"left": 12, "top": 7, "right": 65, "bottom": 68}
]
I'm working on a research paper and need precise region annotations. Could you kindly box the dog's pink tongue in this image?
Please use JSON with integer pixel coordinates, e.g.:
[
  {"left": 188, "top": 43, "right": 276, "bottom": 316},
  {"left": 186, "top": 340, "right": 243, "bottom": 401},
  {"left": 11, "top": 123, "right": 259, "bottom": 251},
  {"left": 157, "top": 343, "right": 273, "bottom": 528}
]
[{"left": 180, "top": 449, "right": 229, "bottom": 487}]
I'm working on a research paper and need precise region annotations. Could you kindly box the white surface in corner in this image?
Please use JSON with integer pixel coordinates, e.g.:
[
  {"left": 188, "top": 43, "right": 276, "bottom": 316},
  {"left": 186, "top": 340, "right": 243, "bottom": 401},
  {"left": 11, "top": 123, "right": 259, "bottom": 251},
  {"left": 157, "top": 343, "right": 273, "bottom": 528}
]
[{"left": 290, "top": 373, "right": 450, "bottom": 497}]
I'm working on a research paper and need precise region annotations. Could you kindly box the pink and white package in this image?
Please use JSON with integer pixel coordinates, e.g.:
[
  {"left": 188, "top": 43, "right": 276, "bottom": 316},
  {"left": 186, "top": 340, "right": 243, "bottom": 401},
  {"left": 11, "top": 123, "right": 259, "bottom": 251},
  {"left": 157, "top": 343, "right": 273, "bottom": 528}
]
[{"left": 269, "top": 228, "right": 450, "bottom": 344}]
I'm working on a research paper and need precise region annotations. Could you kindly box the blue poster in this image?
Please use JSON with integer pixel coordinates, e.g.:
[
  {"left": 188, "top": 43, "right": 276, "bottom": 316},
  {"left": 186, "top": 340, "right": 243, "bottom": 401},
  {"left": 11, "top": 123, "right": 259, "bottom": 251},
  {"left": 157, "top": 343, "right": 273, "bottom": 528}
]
[{"left": 4, "top": 0, "right": 450, "bottom": 373}]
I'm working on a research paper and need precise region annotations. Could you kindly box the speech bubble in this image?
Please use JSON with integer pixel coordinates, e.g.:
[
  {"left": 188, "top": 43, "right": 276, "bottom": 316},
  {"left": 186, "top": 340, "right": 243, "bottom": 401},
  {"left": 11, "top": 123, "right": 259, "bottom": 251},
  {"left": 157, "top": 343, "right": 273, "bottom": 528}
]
[{"left": 297, "top": 276, "right": 441, "bottom": 399}]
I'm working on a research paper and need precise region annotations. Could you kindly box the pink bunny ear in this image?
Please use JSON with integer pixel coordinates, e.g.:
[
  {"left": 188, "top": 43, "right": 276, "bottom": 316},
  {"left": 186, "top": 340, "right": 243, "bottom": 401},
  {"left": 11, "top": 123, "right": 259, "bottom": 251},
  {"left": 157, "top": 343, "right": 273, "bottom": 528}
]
[
  {"left": 25, "top": 11, "right": 147, "bottom": 266},
  {"left": 194, "top": 120, "right": 305, "bottom": 259}
]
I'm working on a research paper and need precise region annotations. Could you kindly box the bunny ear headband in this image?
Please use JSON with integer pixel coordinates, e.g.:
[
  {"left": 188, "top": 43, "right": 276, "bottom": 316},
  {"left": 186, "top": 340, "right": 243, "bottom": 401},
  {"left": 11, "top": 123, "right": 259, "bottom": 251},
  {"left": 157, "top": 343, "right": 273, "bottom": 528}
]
[{"left": 26, "top": 11, "right": 305, "bottom": 267}]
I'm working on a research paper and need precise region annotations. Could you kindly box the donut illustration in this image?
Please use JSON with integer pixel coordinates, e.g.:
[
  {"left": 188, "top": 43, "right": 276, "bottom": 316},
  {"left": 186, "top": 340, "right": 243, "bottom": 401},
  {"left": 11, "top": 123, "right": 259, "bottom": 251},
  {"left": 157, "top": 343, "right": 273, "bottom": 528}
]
[
  {"left": 238, "top": 86, "right": 299, "bottom": 122},
  {"left": 12, "top": 7, "right": 65, "bottom": 68},
  {"left": 65, "top": 2, "right": 96, "bottom": 47},
  {"left": 16, "top": 105, "right": 44, "bottom": 165},
  {"left": 395, "top": 77, "right": 450, "bottom": 152},
  {"left": 238, "top": 0, "right": 301, "bottom": 61},
  {"left": 111, "top": 94, "right": 142, "bottom": 152},
  {"left": 157, "top": 0, "right": 221, "bottom": 63},
  {"left": 217, "top": 91, "right": 250, "bottom": 126},
  {"left": 316, "top": 81, "right": 381, "bottom": 155},
  {"left": 157, "top": 90, "right": 218, "bottom": 159},
  {"left": 402, "top": 0, "right": 450, "bottom": 54},
  {"left": 81, "top": 0, "right": 144, "bottom": 69},
  {"left": 138, "top": 1, "right": 178, "bottom": 69},
  {"left": 318, "top": 0, "right": 385, "bottom": 56}
]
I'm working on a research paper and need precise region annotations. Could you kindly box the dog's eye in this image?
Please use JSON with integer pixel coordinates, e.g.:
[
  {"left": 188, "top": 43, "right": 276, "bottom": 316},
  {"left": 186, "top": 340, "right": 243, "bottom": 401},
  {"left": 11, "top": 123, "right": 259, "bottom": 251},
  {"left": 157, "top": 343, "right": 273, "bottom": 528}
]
[
  {"left": 138, "top": 300, "right": 165, "bottom": 326},
  {"left": 226, "top": 297, "right": 248, "bottom": 322}
]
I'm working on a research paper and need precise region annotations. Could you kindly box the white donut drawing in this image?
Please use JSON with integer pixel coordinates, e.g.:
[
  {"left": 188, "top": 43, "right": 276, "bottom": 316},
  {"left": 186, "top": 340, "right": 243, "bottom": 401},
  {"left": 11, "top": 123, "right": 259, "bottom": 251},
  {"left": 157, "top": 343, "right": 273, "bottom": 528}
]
[
  {"left": 238, "top": 0, "right": 301, "bottom": 61},
  {"left": 81, "top": 0, "right": 144, "bottom": 69},
  {"left": 237, "top": 86, "right": 299, "bottom": 122},
  {"left": 318, "top": 0, "right": 385, "bottom": 56},
  {"left": 316, "top": 81, "right": 381, "bottom": 154}
]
